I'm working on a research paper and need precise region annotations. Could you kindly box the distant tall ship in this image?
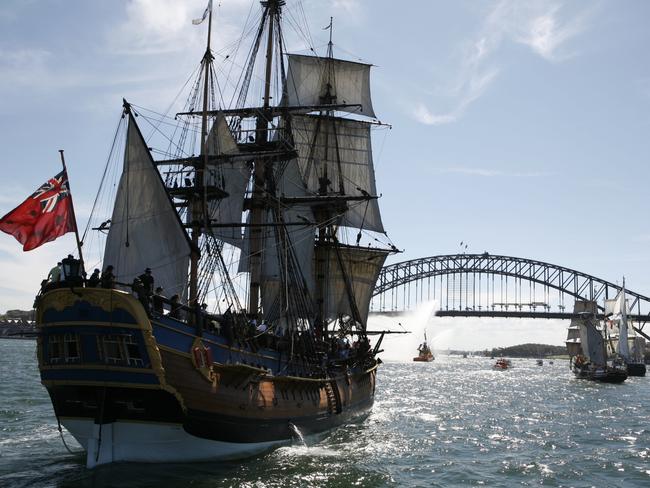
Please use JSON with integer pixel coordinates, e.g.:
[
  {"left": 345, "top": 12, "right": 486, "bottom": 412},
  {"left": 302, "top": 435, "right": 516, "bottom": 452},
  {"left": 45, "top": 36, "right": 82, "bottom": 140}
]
[
  {"left": 604, "top": 282, "right": 646, "bottom": 376},
  {"left": 565, "top": 300, "right": 627, "bottom": 383},
  {"left": 33, "top": 0, "right": 397, "bottom": 468}
]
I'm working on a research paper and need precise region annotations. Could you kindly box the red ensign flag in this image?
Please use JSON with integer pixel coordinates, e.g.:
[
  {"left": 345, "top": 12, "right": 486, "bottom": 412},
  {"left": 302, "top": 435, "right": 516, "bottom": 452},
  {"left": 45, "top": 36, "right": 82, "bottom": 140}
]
[{"left": 0, "top": 171, "right": 76, "bottom": 251}]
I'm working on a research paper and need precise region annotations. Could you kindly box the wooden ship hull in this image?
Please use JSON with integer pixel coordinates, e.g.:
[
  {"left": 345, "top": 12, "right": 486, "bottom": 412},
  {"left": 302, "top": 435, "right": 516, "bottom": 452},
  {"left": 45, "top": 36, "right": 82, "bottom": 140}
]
[{"left": 37, "top": 288, "right": 377, "bottom": 468}]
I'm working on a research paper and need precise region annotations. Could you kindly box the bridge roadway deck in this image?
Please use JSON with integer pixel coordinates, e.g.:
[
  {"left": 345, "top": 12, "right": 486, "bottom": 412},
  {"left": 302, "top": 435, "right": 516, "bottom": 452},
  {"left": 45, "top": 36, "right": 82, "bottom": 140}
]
[
  {"left": 370, "top": 310, "right": 650, "bottom": 322},
  {"left": 434, "top": 310, "right": 650, "bottom": 321}
]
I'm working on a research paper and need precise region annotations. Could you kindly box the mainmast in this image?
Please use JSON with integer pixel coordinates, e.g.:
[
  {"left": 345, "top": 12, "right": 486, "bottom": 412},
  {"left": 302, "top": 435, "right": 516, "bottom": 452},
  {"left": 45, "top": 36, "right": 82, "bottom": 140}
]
[
  {"left": 248, "top": 0, "right": 285, "bottom": 316},
  {"left": 189, "top": 3, "right": 215, "bottom": 305}
]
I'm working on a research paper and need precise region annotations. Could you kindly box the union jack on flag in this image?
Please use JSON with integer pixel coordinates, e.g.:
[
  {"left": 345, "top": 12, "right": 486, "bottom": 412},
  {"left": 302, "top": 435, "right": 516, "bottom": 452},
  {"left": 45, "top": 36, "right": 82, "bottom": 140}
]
[
  {"left": 32, "top": 171, "right": 71, "bottom": 213},
  {"left": 0, "top": 170, "right": 76, "bottom": 251}
]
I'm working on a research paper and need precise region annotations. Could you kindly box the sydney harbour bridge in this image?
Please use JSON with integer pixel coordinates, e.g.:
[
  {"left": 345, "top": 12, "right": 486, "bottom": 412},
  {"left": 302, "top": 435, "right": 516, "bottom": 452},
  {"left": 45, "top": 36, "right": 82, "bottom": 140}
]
[{"left": 370, "top": 254, "right": 650, "bottom": 337}]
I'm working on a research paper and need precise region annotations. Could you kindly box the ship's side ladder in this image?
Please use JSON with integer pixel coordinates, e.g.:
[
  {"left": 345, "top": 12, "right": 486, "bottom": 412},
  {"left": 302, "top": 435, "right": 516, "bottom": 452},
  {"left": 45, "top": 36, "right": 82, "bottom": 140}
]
[{"left": 325, "top": 380, "right": 342, "bottom": 414}]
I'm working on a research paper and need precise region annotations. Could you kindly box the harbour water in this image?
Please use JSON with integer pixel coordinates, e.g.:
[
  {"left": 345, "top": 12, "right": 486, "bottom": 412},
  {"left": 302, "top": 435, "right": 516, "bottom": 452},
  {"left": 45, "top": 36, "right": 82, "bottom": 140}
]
[{"left": 1, "top": 339, "right": 649, "bottom": 487}]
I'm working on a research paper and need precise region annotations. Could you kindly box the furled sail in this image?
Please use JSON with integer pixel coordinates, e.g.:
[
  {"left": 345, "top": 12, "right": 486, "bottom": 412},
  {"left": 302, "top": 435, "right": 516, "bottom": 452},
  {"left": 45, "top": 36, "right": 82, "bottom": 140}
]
[
  {"left": 285, "top": 54, "right": 376, "bottom": 118},
  {"left": 104, "top": 114, "right": 192, "bottom": 298},
  {"left": 290, "top": 115, "right": 383, "bottom": 233},
  {"left": 206, "top": 112, "right": 249, "bottom": 246},
  {"left": 318, "top": 246, "right": 389, "bottom": 324}
]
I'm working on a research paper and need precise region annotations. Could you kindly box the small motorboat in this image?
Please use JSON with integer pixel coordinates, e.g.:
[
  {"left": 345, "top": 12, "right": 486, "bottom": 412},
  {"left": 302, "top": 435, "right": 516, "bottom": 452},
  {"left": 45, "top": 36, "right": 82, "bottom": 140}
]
[
  {"left": 413, "top": 332, "right": 434, "bottom": 362},
  {"left": 493, "top": 358, "right": 511, "bottom": 370}
]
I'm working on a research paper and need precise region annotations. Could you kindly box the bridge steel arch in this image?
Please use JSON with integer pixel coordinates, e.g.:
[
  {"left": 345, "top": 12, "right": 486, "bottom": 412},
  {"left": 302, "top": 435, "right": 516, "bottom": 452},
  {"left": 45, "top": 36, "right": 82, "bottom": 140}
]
[{"left": 372, "top": 254, "right": 650, "bottom": 323}]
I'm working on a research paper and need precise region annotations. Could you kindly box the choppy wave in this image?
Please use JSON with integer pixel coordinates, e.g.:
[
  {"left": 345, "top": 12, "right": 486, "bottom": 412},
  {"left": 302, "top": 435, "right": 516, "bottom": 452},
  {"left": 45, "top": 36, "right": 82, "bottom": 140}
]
[{"left": 1, "top": 341, "right": 650, "bottom": 487}]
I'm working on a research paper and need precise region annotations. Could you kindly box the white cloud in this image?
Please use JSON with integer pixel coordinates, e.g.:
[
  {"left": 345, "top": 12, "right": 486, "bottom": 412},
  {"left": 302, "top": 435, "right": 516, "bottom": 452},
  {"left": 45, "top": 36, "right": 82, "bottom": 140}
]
[
  {"left": 109, "top": 0, "right": 251, "bottom": 56},
  {"left": 413, "top": 1, "right": 592, "bottom": 126},
  {"left": 413, "top": 68, "right": 498, "bottom": 125},
  {"left": 110, "top": 0, "right": 204, "bottom": 55},
  {"left": 514, "top": 6, "right": 588, "bottom": 61}
]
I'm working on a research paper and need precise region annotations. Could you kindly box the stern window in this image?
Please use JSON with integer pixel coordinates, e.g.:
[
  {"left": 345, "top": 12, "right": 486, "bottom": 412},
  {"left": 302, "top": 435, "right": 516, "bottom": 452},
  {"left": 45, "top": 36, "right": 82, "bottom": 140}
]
[
  {"left": 48, "top": 336, "right": 63, "bottom": 364},
  {"left": 102, "top": 335, "right": 124, "bottom": 364},
  {"left": 124, "top": 335, "right": 144, "bottom": 367},
  {"left": 99, "top": 334, "right": 143, "bottom": 367},
  {"left": 47, "top": 334, "right": 81, "bottom": 364},
  {"left": 64, "top": 334, "right": 80, "bottom": 362}
]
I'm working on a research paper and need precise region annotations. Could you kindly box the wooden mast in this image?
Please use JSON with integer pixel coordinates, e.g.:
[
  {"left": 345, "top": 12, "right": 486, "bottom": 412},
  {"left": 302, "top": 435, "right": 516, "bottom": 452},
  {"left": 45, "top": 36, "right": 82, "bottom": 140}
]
[
  {"left": 315, "top": 18, "right": 336, "bottom": 336},
  {"left": 248, "top": 0, "right": 282, "bottom": 316},
  {"left": 58, "top": 150, "right": 85, "bottom": 274},
  {"left": 189, "top": 3, "right": 214, "bottom": 305}
]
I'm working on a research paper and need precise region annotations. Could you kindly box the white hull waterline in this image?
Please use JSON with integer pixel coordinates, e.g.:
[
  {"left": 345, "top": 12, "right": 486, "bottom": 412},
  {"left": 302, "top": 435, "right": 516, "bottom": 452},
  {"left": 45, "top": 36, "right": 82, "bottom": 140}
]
[{"left": 64, "top": 419, "right": 288, "bottom": 469}]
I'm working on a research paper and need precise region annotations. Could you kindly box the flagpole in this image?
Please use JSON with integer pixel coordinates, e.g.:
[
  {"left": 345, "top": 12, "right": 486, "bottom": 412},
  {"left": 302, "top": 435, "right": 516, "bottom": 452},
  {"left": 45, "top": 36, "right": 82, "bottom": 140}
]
[{"left": 58, "top": 150, "right": 85, "bottom": 275}]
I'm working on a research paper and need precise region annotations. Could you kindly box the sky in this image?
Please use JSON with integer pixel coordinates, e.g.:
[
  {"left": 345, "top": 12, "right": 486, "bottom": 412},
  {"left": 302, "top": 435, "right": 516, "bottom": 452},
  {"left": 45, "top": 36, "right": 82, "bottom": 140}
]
[{"left": 1, "top": 0, "right": 649, "bottom": 349}]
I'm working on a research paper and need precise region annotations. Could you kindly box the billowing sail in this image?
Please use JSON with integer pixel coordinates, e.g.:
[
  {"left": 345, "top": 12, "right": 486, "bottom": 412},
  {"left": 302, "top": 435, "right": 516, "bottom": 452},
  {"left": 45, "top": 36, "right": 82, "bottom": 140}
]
[
  {"left": 565, "top": 325, "right": 582, "bottom": 356},
  {"left": 104, "top": 115, "right": 192, "bottom": 298},
  {"left": 578, "top": 316, "right": 606, "bottom": 366},
  {"left": 206, "top": 112, "right": 249, "bottom": 246},
  {"left": 612, "top": 287, "right": 630, "bottom": 358},
  {"left": 318, "top": 246, "right": 388, "bottom": 324},
  {"left": 568, "top": 301, "right": 597, "bottom": 359},
  {"left": 569, "top": 300, "right": 597, "bottom": 329},
  {"left": 285, "top": 54, "right": 376, "bottom": 118},
  {"left": 290, "top": 115, "right": 383, "bottom": 232}
]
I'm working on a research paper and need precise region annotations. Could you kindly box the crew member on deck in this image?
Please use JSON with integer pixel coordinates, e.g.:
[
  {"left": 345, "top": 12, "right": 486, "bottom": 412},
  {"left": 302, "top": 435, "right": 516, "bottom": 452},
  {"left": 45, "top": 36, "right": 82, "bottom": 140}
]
[
  {"left": 153, "top": 286, "right": 165, "bottom": 315},
  {"left": 169, "top": 294, "right": 182, "bottom": 320},
  {"left": 139, "top": 268, "right": 154, "bottom": 296},
  {"left": 100, "top": 265, "right": 115, "bottom": 289},
  {"left": 87, "top": 269, "right": 100, "bottom": 287},
  {"left": 47, "top": 262, "right": 62, "bottom": 285},
  {"left": 131, "top": 277, "right": 150, "bottom": 313}
]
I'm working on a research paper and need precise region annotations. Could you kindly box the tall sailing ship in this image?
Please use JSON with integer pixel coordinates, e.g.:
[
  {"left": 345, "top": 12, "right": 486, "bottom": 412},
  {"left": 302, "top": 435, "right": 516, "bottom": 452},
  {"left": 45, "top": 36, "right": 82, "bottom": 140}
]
[
  {"left": 604, "top": 282, "right": 646, "bottom": 376},
  {"left": 35, "top": 0, "right": 397, "bottom": 468},
  {"left": 565, "top": 300, "right": 627, "bottom": 383}
]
